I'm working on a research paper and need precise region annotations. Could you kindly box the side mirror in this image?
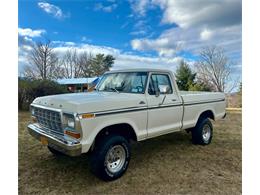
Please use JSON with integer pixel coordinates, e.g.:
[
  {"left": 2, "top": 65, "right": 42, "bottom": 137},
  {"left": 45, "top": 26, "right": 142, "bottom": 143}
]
[{"left": 158, "top": 85, "right": 170, "bottom": 94}]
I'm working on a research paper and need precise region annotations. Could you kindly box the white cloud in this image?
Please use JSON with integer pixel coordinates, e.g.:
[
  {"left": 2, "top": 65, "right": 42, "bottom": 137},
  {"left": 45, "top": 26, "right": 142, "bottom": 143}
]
[
  {"left": 200, "top": 29, "right": 213, "bottom": 41},
  {"left": 114, "top": 54, "right": 183, "bottom": 71},
  {"left": 53, "top": 42, "right": 184, "bottom": 72},
  {"left": 64, "top": 42, "right": 75, "bottom": 46},
  {"left": 130, "top": 30, "right": 147, "bottom": 36},
  {"left": 81, "top": 36, "right": 92, "bottom": 42},
  {"left": 130, "top": 19, "right": 151, "bottom": 37},
  {"left": 23, "top": 36, "right": 33, "bottom": 42},
  {"left": 38, "top": 2, "right": 69, "bottom": 19},
  {"left": 129, "top": 0, "right": 152, "bottom": 16},
  {"left": 152, "top": 0, "right": 241, "bottom": 28},
  {"left": 131, "top": 36, "right": 183, "bottom": 57},
  {"left": 53, "top": 43, "right": 120, "bottom": 57},
  {"left": 21, "top": 45, "right": 33, "bottom": 51},
  {"left": 134, "top": 20, "right": 146, "bottom": 29},
  {"left": 131, "top": 24, "right": 241, "bottom": 60},
  {"left": 18, "top": 44, "right": 32, "bottom": 74},
  {"left": 94, "top": 3, "right": 117, "bottom": 13},
  {"left": 18, "top": 28, "right": 46, "bottom": 73},
  {"left": 18, "top": 28, "right": 45, "bottom": 37},
  {"left": 130, "top": 0, "right": 241, "bottom": 64}
]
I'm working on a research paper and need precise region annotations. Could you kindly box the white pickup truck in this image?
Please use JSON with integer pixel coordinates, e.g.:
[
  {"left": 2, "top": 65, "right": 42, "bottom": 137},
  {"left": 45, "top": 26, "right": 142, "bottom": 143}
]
[{"left": 28, "top": 68, "right": 226, "bottom": 181}]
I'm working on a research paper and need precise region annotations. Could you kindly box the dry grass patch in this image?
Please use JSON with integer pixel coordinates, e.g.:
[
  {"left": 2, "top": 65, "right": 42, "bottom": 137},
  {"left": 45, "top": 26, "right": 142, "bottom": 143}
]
[{"left": 19, "top": 111, "right": 241, "bottom": 194}]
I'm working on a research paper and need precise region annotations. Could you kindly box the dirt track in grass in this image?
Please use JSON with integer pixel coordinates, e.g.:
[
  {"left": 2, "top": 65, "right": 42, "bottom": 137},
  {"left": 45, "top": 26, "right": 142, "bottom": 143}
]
[{"left": 19, "top": 111, "right": 241, "bottom": 194}]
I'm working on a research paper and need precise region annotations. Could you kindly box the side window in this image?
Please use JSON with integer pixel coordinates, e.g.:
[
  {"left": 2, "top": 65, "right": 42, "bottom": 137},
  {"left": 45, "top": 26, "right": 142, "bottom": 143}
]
[
  {"left": 148, "top": 74, "right": 173, "bottom": 95},
  {"left": 130, "top": 72, "right": 148, "bottom": 93}
]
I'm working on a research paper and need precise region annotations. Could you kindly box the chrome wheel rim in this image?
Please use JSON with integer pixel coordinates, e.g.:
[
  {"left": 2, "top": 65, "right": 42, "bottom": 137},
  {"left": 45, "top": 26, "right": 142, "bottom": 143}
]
[
  {"left": 202, "top": 124, "right": 211, "bottom": 142},
  {"left": 105, "top": 145, "right": 126, "bottom": 173}
]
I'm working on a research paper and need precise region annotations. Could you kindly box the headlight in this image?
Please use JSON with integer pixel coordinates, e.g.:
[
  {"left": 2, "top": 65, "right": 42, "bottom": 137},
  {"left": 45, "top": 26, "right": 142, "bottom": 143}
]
[
  {"left": 63, "top": 113, "right": 81, "bottom": 139},
  {"left": 63, "top": 114, "right": 75, "bottom": 129},
  {"left": 67, "top": 117, "right": 75, "bottom": 128}
]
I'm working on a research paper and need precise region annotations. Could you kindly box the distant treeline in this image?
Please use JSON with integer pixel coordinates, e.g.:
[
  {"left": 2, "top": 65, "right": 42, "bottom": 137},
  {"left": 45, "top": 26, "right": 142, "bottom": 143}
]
[
  {"left": 23, "top": 41, "right": 115, "bottom": 80},
  {"left": 18, "top": 78, "right": 68, "bottom": 111}
]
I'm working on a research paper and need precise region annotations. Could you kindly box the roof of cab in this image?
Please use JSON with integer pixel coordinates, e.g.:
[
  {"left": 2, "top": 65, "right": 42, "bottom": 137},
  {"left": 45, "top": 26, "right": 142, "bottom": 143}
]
[{"left": 106, "top": 68, "right": 173, "bottom": 74}]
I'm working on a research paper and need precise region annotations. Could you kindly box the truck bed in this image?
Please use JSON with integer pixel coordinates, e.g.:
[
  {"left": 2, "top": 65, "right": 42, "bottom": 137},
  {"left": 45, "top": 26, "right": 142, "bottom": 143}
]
[
  {"left": 179, "top": 91, "right": 226, "bottom": 130},
  {"left": 180, "top": 91, "right": 225, "bottom": 104}
]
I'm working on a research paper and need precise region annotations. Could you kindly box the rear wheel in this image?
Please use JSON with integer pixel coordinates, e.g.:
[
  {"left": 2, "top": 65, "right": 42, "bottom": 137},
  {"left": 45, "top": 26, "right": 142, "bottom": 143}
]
[
  {"left": 192, "top": 118, "right": 213, "bottom": 145},
  {"left": 90, "top": 135, "right": 130, "bottom": 181}
]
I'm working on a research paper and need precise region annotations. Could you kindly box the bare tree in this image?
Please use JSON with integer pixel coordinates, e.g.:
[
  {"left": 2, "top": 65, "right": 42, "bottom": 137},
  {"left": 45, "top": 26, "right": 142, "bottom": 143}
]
[
  {"left": 60, "top": 49, "right": 82, "bottom": 78},
  {"left": 23, "top": 65, "right": 37, "bottom": 79},
  {"left": 24, "top": 41, "right": 115, "bottom": 79},
  {"left": 24, "top": 40, "right": 59, "bottom": 79},
  {"left": 78, "top": 52, "right": 94, "bottom": 77},
  {"left": 195, "top": 46, "right": 236, "bottom": 92},
  {"left": 51, "top": 63, "right": 65, "bottom": 79}
]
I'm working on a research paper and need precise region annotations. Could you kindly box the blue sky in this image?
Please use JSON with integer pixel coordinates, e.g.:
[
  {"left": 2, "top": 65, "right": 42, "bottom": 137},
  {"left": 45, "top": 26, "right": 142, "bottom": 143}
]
[
  {"left": 18, "top": 0, "right": 173, "bottom": 56},
  {"left": 18, "top": 0, "right": 242, "bottom": 89}
]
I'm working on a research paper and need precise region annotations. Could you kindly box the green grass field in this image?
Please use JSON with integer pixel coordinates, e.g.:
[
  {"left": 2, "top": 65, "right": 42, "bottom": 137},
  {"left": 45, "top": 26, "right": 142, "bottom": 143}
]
[{"left": 19, "top": 111, "right": 241, "bottom": 194}]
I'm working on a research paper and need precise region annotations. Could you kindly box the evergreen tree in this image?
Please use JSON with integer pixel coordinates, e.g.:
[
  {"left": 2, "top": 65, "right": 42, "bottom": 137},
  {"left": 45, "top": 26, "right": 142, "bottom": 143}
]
[
  {"left": 175, "top": 60, "right": 196, "bottom": 91},
  {"left": 90, "top": 54, "right": 115, "bottom": 76}
]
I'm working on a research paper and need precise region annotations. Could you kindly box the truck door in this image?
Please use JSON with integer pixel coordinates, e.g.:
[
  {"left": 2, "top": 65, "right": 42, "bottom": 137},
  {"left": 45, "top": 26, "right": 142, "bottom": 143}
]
[{"left": 146, "top": 73, "right": 183, "bottom": 138}]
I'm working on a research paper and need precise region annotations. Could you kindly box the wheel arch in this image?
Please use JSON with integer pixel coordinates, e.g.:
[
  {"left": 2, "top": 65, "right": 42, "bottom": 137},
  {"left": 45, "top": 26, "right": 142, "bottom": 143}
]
[
  {"left": 91, "top": 123, "right": 137, "bottom": 151},
  {"left": 197, "top": 110, "right": 215, "bottom": 122}
]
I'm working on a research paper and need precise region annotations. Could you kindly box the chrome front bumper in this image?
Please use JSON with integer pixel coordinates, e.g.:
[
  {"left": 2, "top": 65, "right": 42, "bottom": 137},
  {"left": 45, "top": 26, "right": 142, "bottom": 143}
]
[{"left": 27, "top": 123, "right": 82, "bottom": 156}]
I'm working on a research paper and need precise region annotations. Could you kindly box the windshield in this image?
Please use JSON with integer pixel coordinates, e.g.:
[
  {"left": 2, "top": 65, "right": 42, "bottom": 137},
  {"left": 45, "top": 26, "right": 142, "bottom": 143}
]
[{"left": 97, "top": 72, "right": 148, "bottom": 94}]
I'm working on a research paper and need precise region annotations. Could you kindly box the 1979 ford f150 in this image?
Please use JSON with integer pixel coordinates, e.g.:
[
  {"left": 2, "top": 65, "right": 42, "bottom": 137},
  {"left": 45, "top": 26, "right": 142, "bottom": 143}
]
[{"left": 28, "top": 68, "right": 226, "bottom": 181}]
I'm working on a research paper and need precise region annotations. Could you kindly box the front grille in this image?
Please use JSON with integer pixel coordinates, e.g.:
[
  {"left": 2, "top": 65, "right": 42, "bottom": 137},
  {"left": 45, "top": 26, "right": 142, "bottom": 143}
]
[{"left": 34, "top": 107, "right": 63, "bottom": 134}]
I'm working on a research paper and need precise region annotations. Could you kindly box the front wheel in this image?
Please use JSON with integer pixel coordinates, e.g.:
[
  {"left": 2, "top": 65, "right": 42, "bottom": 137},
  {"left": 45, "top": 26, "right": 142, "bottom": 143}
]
[
  {"left": 192, "top": 118, "right": 213, "bottom": 145},
  {"left": 90, "top": 135, "right": 131, "bottom": 181}
]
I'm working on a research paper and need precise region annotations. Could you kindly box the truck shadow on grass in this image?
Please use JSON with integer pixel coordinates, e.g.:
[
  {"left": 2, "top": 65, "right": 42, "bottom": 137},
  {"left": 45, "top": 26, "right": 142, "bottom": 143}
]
[{"left": 32, "top": 131, "right": 192, "bottom": 183}]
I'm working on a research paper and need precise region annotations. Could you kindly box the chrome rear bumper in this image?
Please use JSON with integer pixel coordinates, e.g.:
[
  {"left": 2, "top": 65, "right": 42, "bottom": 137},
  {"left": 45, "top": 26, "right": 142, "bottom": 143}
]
[{"left": 27, "top": 123, "right": 82, "bottom": 156}]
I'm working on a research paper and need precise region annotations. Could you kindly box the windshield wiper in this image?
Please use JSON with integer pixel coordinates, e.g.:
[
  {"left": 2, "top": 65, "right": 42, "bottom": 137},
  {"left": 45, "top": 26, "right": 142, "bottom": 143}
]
[{"left": 109, "top": 87, "right": 120, "bottom": 93}]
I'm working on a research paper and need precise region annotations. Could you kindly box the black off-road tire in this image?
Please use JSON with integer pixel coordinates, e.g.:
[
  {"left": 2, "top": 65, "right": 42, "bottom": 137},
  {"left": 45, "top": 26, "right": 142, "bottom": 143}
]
[
  {"left": 192, "top": 117, "right": 213, "bottom": 145},
  {"left": 47, "top": 146, "right": 65, "bottom": 156},
  {"left": 90, "top": 135, "right": 131, "bottom": 181}
]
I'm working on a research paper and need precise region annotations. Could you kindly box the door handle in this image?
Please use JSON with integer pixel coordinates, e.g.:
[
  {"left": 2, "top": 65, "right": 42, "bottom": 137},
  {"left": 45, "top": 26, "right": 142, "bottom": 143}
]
[
  {"left": 139, "top": 101, "right": 146, "bottom": 104},
  {"left": 171, "top": 99, "right": 176, "bottom": 101}
]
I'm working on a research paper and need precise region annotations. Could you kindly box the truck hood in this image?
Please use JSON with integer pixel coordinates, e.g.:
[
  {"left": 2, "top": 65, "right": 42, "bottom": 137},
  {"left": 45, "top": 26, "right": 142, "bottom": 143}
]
[{"left": 32, "top": 91, "right": 146, "bottom": 113}]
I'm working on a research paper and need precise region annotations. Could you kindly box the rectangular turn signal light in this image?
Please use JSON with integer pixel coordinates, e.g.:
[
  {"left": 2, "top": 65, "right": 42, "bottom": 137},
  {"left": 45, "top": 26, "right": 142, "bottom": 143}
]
[
  {"left": 81, "top": 113, "right": 95, "bottom": 119},
  {"left": 65, "top": 130, "right": 81, "bottom": 139}
]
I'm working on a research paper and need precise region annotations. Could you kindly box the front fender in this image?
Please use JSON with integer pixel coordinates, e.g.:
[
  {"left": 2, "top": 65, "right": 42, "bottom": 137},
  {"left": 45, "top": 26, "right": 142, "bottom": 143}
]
[{"left": 79, "top": 116, "right": 144, "bottom": 153}]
